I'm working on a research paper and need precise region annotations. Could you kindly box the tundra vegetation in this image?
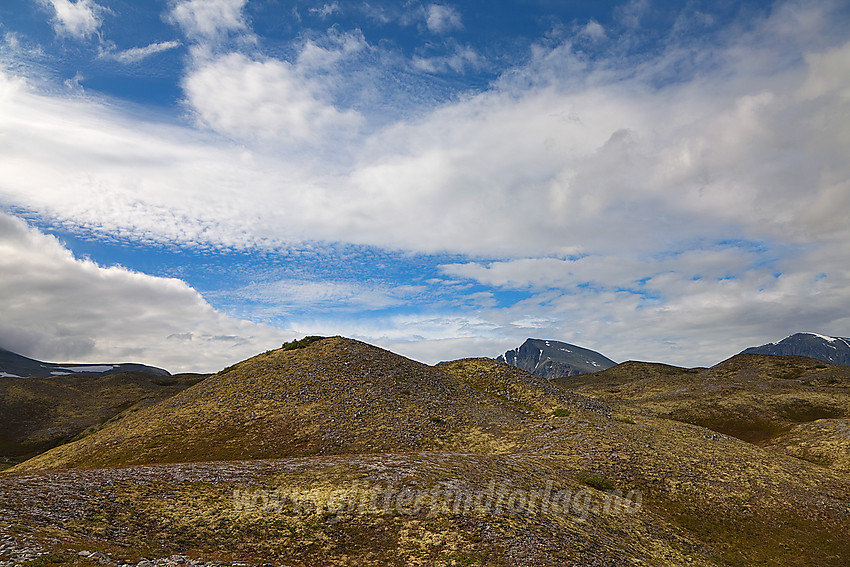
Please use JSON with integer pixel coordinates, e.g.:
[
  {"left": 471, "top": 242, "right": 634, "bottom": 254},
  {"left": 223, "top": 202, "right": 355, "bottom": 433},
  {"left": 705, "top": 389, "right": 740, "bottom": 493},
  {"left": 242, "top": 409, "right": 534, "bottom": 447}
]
[{"left": 1, "top": 337, "right": 849, "bottom": 566}]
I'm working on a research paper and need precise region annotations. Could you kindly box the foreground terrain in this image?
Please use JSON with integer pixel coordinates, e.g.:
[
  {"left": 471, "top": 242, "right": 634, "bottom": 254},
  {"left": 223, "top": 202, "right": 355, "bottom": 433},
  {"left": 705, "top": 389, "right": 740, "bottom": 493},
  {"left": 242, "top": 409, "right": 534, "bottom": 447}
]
[{"left": 2, "top": 337, "right": 849, "bottom": 566}]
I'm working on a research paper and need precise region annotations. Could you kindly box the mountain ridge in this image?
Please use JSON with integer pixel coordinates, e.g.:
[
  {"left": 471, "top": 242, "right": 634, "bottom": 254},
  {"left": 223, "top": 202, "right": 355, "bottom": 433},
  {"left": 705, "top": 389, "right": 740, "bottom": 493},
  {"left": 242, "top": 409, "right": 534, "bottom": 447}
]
[
  {"left": 497, "top": 337, "right": 616, "bottom": 379},
  {"left": 0, "top": 347, "right": 170, "bottom": 378},
  {"left": 741, "top": 332, "right": 850, "bottom": 365}
]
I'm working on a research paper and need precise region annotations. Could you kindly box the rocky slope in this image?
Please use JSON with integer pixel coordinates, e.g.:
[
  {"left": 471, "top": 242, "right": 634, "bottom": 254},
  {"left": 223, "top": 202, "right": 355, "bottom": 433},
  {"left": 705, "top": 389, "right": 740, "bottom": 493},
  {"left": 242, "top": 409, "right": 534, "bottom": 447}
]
[
  {"left": 496, "top": 338, "right": 616, "bottom": 379},
  {"left": 12, "top": 337, "right": 607, "bottom": 471}
]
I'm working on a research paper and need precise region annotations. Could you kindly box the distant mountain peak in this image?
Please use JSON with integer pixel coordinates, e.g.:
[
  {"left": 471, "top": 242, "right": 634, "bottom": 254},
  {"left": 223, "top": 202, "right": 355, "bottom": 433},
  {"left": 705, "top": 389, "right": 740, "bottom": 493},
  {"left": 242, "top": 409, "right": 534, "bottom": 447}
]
[
  {"left": 741, "top": 332, "right": 850, "bottom": 366},
  {"left": 496, "top": 338, "right": 615, "bottom": 379},
  {"left": 0, "top": 347, "right": 170, "bottom": 378},
  {"left": 800, "top": 332, "right": 842, "bottom": 343}
]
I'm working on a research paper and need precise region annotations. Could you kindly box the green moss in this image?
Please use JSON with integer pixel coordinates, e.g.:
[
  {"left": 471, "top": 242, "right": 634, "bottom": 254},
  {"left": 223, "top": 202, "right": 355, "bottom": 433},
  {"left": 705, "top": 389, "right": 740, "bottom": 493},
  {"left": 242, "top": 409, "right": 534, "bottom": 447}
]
[
  {"left": 552, "top": 408, "right": 571, "bottom": 417},
  {"left": 282, "top": 336, "right": 326, "bottom": 350},
  {"left": 677, "top": 414, "right": 784, "bottom": 445},
  {"left": 22, "top": 553, "right": 75, "bottom": 567},
  {"left": 575, "top": 471, "right": 615, "bottom": 492}
]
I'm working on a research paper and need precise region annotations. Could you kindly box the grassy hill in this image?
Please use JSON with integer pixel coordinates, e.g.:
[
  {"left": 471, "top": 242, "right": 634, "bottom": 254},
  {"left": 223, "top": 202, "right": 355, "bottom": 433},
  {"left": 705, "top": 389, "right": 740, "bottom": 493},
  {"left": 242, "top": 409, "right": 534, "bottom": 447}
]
[
  {"left": 553, "top": 353, "right": 850, "bottom": 468},
  {"left": 13, "top": 338, "right": 603, "bottom": 470},
  {"left": 2, "top": 341, "right": 850, "bottom": 566},
  {"left": 436, "top": 357, "right": 611, "bottom": 415},
  {"left": 0, "top": 371, "right": 206, "bottom": 468}
]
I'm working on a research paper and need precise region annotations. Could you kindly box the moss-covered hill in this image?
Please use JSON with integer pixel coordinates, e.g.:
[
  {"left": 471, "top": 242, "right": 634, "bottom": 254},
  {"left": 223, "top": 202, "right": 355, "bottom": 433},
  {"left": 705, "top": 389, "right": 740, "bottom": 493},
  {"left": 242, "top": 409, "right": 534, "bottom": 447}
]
[
  {"left": 12, "top": 338, "right": 603, "bottom": 471},
  {"left": 2, "top": 341, "right": 850, "bottom": 566},
  {"left": 0, "top": 371, "right": 207, "bottom": 467},
  {"left": 554, "top": 353, "right": 850, "bottom": 471},
  {"left": 437, "top": 357, "right": 610, "bottom": 416}
]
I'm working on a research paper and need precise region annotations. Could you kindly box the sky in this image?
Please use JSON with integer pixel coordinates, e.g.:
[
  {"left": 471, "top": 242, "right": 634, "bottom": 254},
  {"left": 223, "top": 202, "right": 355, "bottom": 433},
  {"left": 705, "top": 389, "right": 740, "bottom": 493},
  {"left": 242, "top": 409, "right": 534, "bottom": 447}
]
[{"left": 1, "top": 0, "right": 849, "bottom": 373}]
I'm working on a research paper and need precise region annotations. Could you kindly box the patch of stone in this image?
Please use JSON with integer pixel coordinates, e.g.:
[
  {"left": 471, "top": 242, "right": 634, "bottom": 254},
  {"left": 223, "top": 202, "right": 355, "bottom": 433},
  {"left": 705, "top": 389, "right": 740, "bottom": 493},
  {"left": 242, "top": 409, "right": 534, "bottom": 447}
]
[{"left": 0, "top": 533, "right": 286, "bottom": 567}]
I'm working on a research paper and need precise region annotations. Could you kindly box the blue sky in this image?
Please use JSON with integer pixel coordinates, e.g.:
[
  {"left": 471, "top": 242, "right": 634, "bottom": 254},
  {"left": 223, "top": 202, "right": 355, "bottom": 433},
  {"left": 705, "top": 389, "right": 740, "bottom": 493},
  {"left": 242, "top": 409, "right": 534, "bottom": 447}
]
[{"left": 1, "top": 0, "right": 849, "bottom": 372}]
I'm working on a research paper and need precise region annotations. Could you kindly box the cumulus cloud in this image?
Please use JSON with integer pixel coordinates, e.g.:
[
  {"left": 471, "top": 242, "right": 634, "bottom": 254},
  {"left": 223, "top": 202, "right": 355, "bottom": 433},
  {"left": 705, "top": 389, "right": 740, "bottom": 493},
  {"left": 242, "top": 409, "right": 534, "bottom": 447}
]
[
  {"left": 3, "top": 3, "right": 849, "bottom": 256},
  {"left": 182, "top": 52, "right": 363, "bottom": 143},
  {"left": 168, "top": 0, "right": 249, "bottom": 42},
  {"left": 41, "top": 0, "right": 104, "bottom": 40},
  {"left": 425, "top": 4, "right": 463, "bottom": 34},
  {"left": 0, "top": 212, "right": 289, "bottom": 372}
]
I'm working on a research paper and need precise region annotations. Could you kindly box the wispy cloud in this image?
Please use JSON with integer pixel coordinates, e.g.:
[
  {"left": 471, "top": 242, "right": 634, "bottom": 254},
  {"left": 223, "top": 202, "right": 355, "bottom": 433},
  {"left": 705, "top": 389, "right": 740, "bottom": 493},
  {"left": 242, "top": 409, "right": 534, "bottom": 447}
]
[
  {"left": 99, "top": 40, "right": 182, "bottom": 64},
  {"left": 412, "top": 43, "right": 483, "bottom": 74},
  {"left": 231, "top": 278, "right": 427, "bottom": 315},
  {"left": 309, "top": 3, "right": 341, "bottom": 19},
  {"left": 579, "top": 20, "right": 607, "bottom": 41}
]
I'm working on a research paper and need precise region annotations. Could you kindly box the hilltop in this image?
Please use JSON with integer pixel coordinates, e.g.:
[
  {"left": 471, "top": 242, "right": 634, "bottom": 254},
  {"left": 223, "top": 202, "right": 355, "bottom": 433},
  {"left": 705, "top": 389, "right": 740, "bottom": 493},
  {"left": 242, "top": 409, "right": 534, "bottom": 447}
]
[{"left": 554, "top": 353, "right": 850, "bottom": 470}]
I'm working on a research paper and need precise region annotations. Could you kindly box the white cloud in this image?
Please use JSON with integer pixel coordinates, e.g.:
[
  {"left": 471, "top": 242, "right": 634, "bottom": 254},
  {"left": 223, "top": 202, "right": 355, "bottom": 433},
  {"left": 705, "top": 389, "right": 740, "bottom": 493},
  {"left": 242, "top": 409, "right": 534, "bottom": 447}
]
[
  {"left": 295, "top": 29, "right": 368, "bottom": 69},
  {"left": 100, "top": 40, "right": 182, "bottom": 64},
  {"left": 0, "top": 212, "right": 291, "bottom": 372},
  {"left": 3, "top": 3, "right": 848, "bottom": 257},
  {"left": 309, "top": 3, "right": 340, "bottom": 18},
  {"left": 41, "top": 0, "right": 104, "bottom": 40},
  {"left": 412, "top": 44, "right": 483, "bottom": 74},
  {"left": 425, "top": 266, "right": 850, "bottom": 367},
  {"left": 579, "top": 20, "right": 606, "bottom": 41},
  {"left": 425, "top": 4, "right": 463, "bottom": 34},
  {"left": 230, "top": 278, "right": 426, "bottom": 316},
  {"left": 614, "top": 0, "right": 649, "bottom": 29},
  {"left": 168, "top": 0, "right": 249, "bottom": 41},
  {"left": 182, "top": 52, "right": 363, "bottom": 142}
]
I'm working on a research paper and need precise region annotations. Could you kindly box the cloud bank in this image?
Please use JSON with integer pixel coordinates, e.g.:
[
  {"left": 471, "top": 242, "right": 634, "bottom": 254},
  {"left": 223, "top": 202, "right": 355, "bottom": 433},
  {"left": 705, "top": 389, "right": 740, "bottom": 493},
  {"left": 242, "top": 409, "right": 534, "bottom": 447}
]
[{"left": 0, "top": 212, "right": 289, "bottom": 372}]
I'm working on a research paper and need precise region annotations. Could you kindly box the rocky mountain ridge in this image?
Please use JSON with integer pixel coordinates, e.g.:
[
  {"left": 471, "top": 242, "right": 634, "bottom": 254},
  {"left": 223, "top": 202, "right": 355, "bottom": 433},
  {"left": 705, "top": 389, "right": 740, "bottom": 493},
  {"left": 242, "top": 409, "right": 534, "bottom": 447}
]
[
  {"left": 742, "top": 332, "right": 850, "bottom": 365},
  {"left": 497, "top": 338, "right": 616, "bottom": 379},
  {"left": 0, "top": 347, "right": 170, "bottom": 378}
]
